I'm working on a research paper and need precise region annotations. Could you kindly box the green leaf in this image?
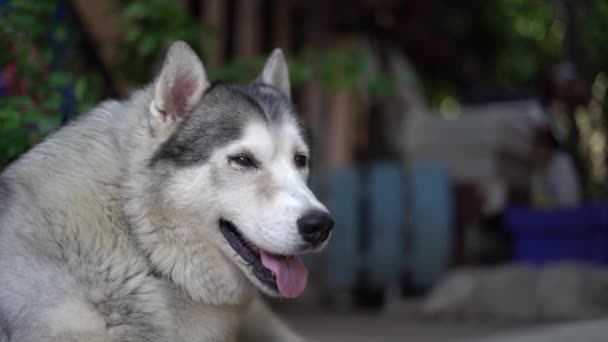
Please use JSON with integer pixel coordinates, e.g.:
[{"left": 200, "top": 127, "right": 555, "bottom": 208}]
[
  {"left": 74, "top": 78, "right": 88, "bottom": 101},
  {"left": 125, "top": 26, "right": 143, "bottom": 43},
  {"left": 53, "top": 25, "right": 68, "bottom": 42},
  {"left": 124, "top": 2, "right": 150, "bottom": 19},
  {"left": 49, "top": 72, "right": 71, "bottom": 88},
  {"left": 138, "top": 35, "right": 158, "bottom": 58}
]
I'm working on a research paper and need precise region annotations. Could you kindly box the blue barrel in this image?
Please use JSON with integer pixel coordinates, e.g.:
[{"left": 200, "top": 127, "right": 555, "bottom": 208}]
[
  {"left": 409, "top": 162, "right": 453, "bottom": 288},
  {"left": 365, "top": 161, "right": 408, "bottom": 287},
  {"left": 326, "top": 167, "right": 362, "bottom": 290}
]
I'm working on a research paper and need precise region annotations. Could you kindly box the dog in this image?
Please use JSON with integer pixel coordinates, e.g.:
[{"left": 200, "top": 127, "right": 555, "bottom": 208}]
[{"left": 0, "top": 41, "right": 333, "bottom": 341}]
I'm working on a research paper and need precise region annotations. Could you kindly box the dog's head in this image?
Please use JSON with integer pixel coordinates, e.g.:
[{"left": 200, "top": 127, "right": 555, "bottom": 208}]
[{"left": 140, "top": 42, "right": 333, "bottom": 299}]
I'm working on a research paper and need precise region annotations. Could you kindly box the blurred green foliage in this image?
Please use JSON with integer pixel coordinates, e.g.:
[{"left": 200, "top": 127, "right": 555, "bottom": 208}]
[
  {"left": 112, "top": 0, "right": 393, "bottom": 95},
  {"left": 420, "top": 0, "right": 608, "bottom": 105},
  {"left": 0, "top": 0, "right": 104, "bottom": 166},
  {"left": 484, "top": 0, "right": 560, "bottom": 87},
  {"left": 2, "top": 0, "right": 607, "bottom": 178},
  {"left": 578, "top": 1, "right": 608, "bottom": 82},
  {"left": 113, "top": 0, "right": 211, "bottom": 84},
  {"left": 418, "top": 0, "right": 562, "bottom": 105}
]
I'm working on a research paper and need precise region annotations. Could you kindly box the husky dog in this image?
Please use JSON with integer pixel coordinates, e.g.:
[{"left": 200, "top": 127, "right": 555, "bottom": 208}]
[{"left": 0, "top": 41, "right": 333, "bottom": 341}]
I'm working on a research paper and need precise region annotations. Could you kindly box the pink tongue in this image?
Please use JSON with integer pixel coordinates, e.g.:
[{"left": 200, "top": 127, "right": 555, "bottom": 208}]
[{"left": 260, "top": 251, "right": 308, "bottom": 298}]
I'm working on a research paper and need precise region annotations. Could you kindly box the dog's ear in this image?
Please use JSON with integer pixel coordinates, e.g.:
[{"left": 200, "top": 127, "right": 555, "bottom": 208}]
[
  {"left": 150, "top": 41, "right": 209, "bottom": 127},
  {"left": 258, "top": 48, "right": 290, "bottom": 99}
]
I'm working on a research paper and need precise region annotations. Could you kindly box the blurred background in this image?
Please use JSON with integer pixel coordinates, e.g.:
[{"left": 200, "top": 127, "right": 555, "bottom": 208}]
[{"left": 2, "top": 0, "right": 608, "bottom": 340}]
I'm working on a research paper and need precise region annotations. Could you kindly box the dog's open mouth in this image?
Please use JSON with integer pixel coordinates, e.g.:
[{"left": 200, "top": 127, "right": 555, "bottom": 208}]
[{"left": 219, "top": 219, "right": 308, "bottom": 298}]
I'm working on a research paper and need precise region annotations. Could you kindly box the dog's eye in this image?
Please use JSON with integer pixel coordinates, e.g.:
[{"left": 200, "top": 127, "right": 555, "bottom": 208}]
[
  {"left": 229, "top": 154, "right": 257, "bottom": 169},
  {"left": 294, "top": 154, "right": 308, "bottom": 168}
]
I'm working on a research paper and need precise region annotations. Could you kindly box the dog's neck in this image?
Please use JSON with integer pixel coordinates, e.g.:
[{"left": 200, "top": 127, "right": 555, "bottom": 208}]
[{"left": 124, "top": 186, "right": 256, "bottom": 306}]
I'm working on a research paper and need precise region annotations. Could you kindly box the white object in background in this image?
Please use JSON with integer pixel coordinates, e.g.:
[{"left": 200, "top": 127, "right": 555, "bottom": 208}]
[
  {"left": 403, "top": 100, "right": 541, "bottom": 214},
  {"left": 531, "top": 151, "right": 582, "bottom": 209}
]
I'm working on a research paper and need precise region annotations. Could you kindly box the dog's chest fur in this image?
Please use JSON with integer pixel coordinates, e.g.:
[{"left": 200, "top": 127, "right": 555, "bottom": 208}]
[
  {"left": 71, "top": 187, "right": 246, "bottom": 340},
  {"left": 17, "top": 178, "right": 246, "bottom": 341}
]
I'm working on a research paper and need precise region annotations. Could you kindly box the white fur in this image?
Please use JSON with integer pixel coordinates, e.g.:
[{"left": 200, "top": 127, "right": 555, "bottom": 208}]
[{"left": 45, "top": 300, "right": 107, "bottom": 337}]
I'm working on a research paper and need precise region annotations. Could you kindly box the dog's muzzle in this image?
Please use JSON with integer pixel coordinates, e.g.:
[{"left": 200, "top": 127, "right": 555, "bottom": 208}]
[{"left": 219, "top": 219, "right": 311, "bottom": 298}]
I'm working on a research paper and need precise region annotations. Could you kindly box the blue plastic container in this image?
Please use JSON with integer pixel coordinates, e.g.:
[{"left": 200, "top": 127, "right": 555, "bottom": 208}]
[{"left": 505, "top": 205, "right": 608, "bottom": 265}]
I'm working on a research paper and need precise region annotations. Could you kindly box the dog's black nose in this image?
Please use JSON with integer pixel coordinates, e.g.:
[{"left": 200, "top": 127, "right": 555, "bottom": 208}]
[{"left": 298, "top": 210, "right": 334, "bottom": 246}]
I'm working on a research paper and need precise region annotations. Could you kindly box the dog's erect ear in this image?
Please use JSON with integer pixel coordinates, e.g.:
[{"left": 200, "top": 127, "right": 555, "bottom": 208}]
[
  {"left": 258, "top": 48, "right": 290, "bottom": 99},
  {"left": 151, "top": 41, "right": 209, "bottom": 125}
]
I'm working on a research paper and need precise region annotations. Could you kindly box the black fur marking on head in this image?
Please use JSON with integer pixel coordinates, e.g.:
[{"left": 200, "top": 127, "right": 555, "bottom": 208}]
[
  {"left": 148, "top": 81, "right": 307, "bottom": 168},
  {"left": 206, "top": 80, "right": 224, "bottom": 93},
  {"left": 244, "top": 83, "right": 312, "bottom": 151},
  {"left": 235, "top": 82, "right": 296, "bottom": 125},
  {"left": 149, "top": 84, "right": 251, "bottom": 167},
  {"left": 300, "top": 126, "right": 313, "bottom": 152}
]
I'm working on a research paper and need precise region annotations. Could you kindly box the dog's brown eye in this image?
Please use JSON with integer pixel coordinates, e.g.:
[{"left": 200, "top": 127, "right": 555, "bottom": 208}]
[
  {"left": 294, "top": 154, "right": 308, "bottom": 168},
  {"left": 229, "top": 154, "right": 257, "bottom": 168}
]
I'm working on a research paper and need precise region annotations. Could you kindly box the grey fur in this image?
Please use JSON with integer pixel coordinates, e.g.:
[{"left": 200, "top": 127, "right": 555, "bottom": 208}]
[
  {"left": 0, "top": 177, "right": 10, "bottom": 216},
  {"left": 258, "top": 49, "right": 291, "bottom": 99},
  {"left": 0, "top": 42, "right": 319, "bottom": 342}
]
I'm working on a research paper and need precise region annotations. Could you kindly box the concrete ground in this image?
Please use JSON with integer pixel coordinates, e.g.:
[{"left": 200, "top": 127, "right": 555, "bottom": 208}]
[
  {"left": 283, "top": 312, "right": 608, "bottom": 342},
  {"left": 284, "top": 312, "right": 523, "bottom": 341},
  {"left": 477, "top": 318, "right": 608, "bottom": 342}
]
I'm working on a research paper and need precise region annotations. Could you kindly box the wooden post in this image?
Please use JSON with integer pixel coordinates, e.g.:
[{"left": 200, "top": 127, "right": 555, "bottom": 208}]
[
  {"left": 203, "top": 0, "right": 226, "bottom": 67},
  {"left": 69, "top": 0, "right": 129, "bottom": 95},
  {"left": 274, "top": 0, "right": 292, "bottom": 50},
  {"left": 236, "top": 0, "right": 261, "bottom": 59}
]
